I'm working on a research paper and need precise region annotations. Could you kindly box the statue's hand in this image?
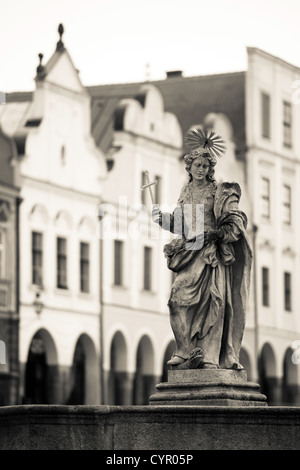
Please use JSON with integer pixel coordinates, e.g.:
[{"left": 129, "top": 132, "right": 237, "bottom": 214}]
[
  {"left": 204, "top": 229, "right": 224, "bottom": 245},
  {"left": 152, "top": 205, "right": 162, "bottom": 224},
  {"left": 184, "top": 234, "right": 203, "bottom": 251}
]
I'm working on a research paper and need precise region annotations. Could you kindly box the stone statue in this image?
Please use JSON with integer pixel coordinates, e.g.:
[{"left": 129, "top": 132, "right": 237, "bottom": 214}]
[{"left": 152, "top": 126, "right": 252, "bottom": 370}]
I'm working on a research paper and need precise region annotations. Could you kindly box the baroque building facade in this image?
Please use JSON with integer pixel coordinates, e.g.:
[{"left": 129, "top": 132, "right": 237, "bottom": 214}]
[
  {"left": 90, "top": 48, "right": 300, "bottom": 405},
  {"left": 0, "top": 126, "right": 21, "bottom": 405},
  {"left": 246, "top": 47, "right": 300, "bottom": 403},
  {"left": 98, "top": 83, "right": 184, "bottom": 404},
  {"left": 0, "top": 30, "right": 107, "bottom": 405}
]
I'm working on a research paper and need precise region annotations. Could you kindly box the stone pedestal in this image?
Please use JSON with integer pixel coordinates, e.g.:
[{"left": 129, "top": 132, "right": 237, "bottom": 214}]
[{"left": 149, "top": 369, "right": 267, "bottom": 406}]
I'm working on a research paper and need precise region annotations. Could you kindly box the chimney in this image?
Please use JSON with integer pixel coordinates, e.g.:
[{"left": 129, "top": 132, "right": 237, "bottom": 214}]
[{"left": 166, "top": 70, "right": 183, "bottom": 79}]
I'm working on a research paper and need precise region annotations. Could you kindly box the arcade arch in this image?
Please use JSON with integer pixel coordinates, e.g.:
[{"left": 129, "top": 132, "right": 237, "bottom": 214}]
[
  {"left": 24, "top": 329, "right": 58, "bottom": 404},
  {"left": 258, "top": 343, "right": 277, "bottom": 405},
  {"left": 282, "top": 347, "right": 299, "bottom": 405},
  {"left": 67, "top": 333, "right": 98, "bottom": 405},
  {"left": 133, "top": 335, "right": 155, "bottom": 405},
  {"left": 108, "top": 331, "right": 129, "bottom": 405}
]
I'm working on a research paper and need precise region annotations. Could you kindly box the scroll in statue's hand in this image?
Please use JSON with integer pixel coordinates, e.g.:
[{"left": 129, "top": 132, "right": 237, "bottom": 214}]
[{"left": 152, "top": 205, "right": 162, "bottom": 224}]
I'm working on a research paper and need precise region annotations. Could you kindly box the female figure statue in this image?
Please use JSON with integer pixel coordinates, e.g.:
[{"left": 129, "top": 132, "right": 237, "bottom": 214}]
[{"left": 152, "top": 127, "right": 252, "bottom": 370}]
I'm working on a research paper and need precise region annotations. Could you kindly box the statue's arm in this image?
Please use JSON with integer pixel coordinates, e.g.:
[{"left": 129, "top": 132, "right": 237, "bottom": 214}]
[
  {"left": 217, "top": 194, "right": 246, "bottom": 243},
  {"left": 152, "top": 205, "right": 183, "bottom": 234},
  {"left": 204, "top": 189, "right": 246, "bottom": 245}
]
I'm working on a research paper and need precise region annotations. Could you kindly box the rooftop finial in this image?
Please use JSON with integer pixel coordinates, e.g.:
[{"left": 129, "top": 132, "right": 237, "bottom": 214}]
[
  {"left": 36, "top": 53, "right": 46, "bottom": 79},
  {"left": 56, "top": 23, "right": 65, "bottom": 51}
]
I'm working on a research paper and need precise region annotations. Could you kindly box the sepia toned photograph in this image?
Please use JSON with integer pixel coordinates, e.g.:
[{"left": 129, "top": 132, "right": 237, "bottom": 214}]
[{"left": 0, "top": 0, "right": 300, "bottom": 455}]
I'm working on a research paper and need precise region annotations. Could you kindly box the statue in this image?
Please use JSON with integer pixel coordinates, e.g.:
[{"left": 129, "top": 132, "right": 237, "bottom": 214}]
[{"left": 152, "top": 126, "right": 252, "bottom": 370}]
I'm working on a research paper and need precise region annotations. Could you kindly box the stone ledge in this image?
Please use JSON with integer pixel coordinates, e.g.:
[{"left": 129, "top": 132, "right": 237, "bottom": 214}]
[{"left": 0, "top": 405, "right": 300, "bottom": 449}]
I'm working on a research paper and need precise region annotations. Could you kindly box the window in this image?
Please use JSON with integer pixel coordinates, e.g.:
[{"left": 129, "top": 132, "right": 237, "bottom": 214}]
[
  {"left": 155, "top": 175, "right": 162, "bottom": 205},
  {"left": 143, "top": 246, "right": 152, "bottom": 291},
  {"left": 260, "top": 177, "right": 270, "bottom": 219},
  {"left": 0, "top": 229, "right": 5, "bottom": 278},
  {"left": 261, "top": 92, "right": 271, "bottom": 139},
  {"left": 284, "top": 272, "right": 292, "bottom": 312},
  {"left": 283, "top": 184, "right": 291, "bottom": 225},
  {"left": 57, "top": 237, "right": 68, "bottom": 289},
  {"left": 114, "top": 240, "right": 123, "bottom": 286},
  {"left": 80, "top": 242, "right": 90, "bottom": 293},
  {"left": 32, "top": 231, "right": 43, "bottom": 287},
  {"left": 283, "top": 101, "right": 292, "bottom": 148},
  {"left": 262, "top": 267, "right": 269, "bottom": 307}
]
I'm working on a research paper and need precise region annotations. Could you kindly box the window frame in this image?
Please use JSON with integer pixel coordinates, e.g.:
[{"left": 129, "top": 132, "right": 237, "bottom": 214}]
[
  {"left": 80, "top": 241, "right": 90, "bottom": 293},
  {"left": 262, "top": 267, "right": 269, "bottom": 307},
  {"left": 57, "top": 236, "right": 68, "bottom": 289},
  {"left": 143, "top": 246, "right": 152, "bottom": 291},
  {"left": 114, "top": 240, "right": 124, "bottom": 286},
  {"left": 284, "top": 271, "right": 292, "bottom": 312},
  {"left": 32, "top": 231, "right": 43, "bottom": 287},
  {"left": 260, "top": 176, "right": 271, "bottom": 220},
  {"left": 282, "top": 184, "right": 292, "bottom": 226},
  {"left": 283, "top": 100, "right": 292, "bottom": 148},
  {"left": 261, "top": 92, "right": 271, "bottom": 140}
]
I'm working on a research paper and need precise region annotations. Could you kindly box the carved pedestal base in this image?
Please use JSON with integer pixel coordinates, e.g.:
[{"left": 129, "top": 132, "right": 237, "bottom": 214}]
[{"left": 149, "top": 369, "right": 268, "bottom": 406}]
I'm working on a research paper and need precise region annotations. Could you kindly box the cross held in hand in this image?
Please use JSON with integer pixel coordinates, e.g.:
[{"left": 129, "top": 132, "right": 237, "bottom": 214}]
[{"left": 141, "top": 170, "right": 157, "bottom": 205}]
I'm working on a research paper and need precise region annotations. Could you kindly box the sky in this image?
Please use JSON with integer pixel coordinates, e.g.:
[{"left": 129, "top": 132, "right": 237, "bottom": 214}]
[{"left": 0, "top": 0, "right": 300, "bottom": 92}]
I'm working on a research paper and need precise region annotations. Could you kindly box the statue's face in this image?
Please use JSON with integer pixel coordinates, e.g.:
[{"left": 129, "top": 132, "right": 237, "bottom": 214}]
[{"left": 190, "top": 156, "right": 210, "bottom": 183}]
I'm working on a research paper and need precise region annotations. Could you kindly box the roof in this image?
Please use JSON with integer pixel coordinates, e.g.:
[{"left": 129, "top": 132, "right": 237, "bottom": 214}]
[
  {"left": 4, "top": 72, "right": 246, "bottom": 157},
  {"left": 5, "top": 92, "right": 33, "bottom": 103},
  {"left": 88, "top": 71, "right": 246, "bottom": 155}
]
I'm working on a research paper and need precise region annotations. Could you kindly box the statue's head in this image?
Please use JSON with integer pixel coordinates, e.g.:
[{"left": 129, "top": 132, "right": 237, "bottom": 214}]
[
  {"left": 184, "top": 148, "right": 217, "bottom": 182},
  {"left": 183, "top": 126, "right": 226, "bottom": 183}
]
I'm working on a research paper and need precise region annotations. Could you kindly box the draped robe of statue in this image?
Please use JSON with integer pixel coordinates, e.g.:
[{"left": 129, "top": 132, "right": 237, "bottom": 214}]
[{"left": 161, "top": 180, "right": 252, "bottom": 369}]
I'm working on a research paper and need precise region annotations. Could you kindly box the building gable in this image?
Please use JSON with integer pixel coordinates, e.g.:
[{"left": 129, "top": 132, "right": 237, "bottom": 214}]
[
  {"left": 113, "top": 84, "right": 182, "bottom": 148},
  {"left": 45, "top": 51, "right": 85, "bottom": 94},
  {"left": 88, "top": 71, "right": 246, "bottom": 157}
]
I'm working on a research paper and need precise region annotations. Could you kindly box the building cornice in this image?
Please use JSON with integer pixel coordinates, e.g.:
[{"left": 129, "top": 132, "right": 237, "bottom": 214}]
[
  {"left": 258, "top": 324, "right": 300, "bottom": 341},
  {"left": 22, "top": 175, "right": 102, "bottom": 202},
  {"left": 116, "top": 130, "right": 182, "bottom": 152},
  {"left": 247, "top": 145, "right": 300, "bottom": 165},
  {"left": 247, "top": 47, "right": 300, "bottom": 73}
]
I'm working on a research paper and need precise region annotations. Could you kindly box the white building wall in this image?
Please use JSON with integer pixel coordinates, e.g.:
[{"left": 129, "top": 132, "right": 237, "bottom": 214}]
[
  {"left": 100, "top": 84, "right": 184, "bottom": 379},
  {"left": 246, "top": 47, "right": 300, "bottom": 386},
  {"left": 4, "top": 47, "right": 108, "bottom": 404}
]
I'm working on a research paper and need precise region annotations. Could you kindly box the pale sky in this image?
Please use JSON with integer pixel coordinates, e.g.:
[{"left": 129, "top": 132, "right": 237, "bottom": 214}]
[{"left": 1, "top": 0, "right": 300, "bottom": 92}]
